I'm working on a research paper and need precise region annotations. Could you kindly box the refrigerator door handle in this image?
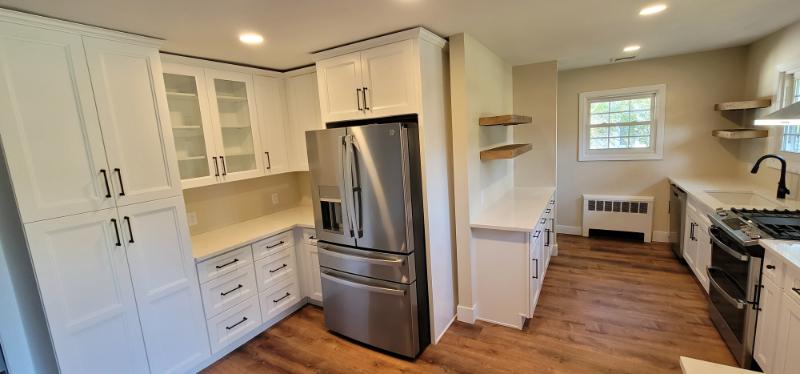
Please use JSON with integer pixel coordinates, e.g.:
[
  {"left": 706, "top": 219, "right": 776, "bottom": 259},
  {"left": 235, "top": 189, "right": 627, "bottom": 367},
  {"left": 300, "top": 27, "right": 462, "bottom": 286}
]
[
  {"left": 346, "top": 134, "right": 364, "bottom": 238},
  {"left": 341, "top": 135, "right": 356, "bottom": 238}
]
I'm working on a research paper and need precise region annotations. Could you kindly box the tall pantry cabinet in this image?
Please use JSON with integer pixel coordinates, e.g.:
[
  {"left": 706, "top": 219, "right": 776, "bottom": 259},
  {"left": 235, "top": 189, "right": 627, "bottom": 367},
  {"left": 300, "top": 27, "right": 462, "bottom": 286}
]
[{"left": 0, "top": 10, "right": 209, "bottom": 374}]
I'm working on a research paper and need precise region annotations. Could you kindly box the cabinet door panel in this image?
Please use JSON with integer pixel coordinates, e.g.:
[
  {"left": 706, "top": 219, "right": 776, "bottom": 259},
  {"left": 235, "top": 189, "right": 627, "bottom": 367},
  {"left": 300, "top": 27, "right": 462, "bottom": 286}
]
[
  {"left": 316, "top": 52, "right": 363, "bottom": 123},
  {"left": 694, "top": 220, "right": 711, "bottom": 293},
  {"left": 0, "top": 23, "right": 113, "bottom": 222},
  {"left": 304, "top": 243, "right": 323, "bottom": 302},
  {"left": 286, "top": 72, "right": 323, "bottom": 171},
  {"left": 162, "top": 63, "right": 220, "bottom": 189},
  {"left": 24, "top": 209, "right": 149, "bottom": 374},
  {"left": 774, "top": 293, "right": 800, "bottom": 374},
  {"left": 205, "top": 69, "right": 264, "bottom": 182},
  {"left": 118, "top": 197, "right": 209, "bottom": 373},
  {"left": 84, "top": 37, "right": 181, "bottom": 205},
  {"left": 360, "top": 40, "right": 418, "bottom": 118},
  {"left": 254, "top": 75, "right": 290, "bottom": 174},
  {"left": 754, "top": 278, "right": 780, "bottom": 373}
]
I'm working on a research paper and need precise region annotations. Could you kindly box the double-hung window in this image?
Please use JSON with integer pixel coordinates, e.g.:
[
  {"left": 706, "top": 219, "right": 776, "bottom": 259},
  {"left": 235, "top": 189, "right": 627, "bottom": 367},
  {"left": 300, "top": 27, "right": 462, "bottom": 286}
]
[
  {"left": 578, "top": 84, "right": 666, "bottom": 161},
  {"left": 777, "top": 70, "right": 800, "bottom": 153}
]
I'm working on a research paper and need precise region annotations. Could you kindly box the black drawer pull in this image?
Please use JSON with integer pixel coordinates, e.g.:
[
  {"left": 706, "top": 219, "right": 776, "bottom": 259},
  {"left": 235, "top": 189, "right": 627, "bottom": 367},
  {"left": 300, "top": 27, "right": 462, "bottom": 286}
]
[
  {"left": 212, "top": 157, "right": 219, "bottom": 177},
  {"left": 114, "top": 168, "right": 126, "bottom": 196},
  {"left": 220, "top": 156, "right": 227, "bottom": 176},
  {"left": 269, "top": 264, "right": 287, "bottom": 273},
  {"left": 766, "top": 264, "right": 776, "bottom": 270},
  {"left": 793, "top": 287, "right": 800, "bottom": 296},
  {"left": 540, "top": 218, "right": 545, "bottom": 224},
  {"left": 266, "top": 241, "right": 285, "bottom": 249},
  {"left": 273, "top": 292, "right": 291, "bottom": 303},
  {"left": 220, "top": 284, "right": 243, "bottom": 296},
  {"left": 215, "top": 258, "right": 239, "bottom": 269},
  {"left": 545, "top": 208, "right": 552, "bottom": 213},
  {"left": 533, "top": 230, "right": 541, "bottom": 238},
  {"left": 100, "top": 169, "right": 112, "bottom": 198},
  {"left": 225, "top": 316, "right": 248, "bottom": 330}
]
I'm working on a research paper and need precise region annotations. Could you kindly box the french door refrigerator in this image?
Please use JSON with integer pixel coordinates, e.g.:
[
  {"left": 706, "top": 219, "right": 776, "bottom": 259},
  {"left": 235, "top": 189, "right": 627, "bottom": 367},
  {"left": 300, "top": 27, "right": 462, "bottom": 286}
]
[{"left": 306, "top": 121, "right": 430, "bottom": 358}]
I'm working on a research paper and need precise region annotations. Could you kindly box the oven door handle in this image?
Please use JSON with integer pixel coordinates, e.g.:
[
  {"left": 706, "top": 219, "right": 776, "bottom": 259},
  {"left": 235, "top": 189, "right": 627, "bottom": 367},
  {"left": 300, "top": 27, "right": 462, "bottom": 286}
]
[
  {"left": 709, "top": 229, "right": 749, "bottom": 262},
  {"left": 707, "top": 266, "right": 747, "bottom": 310}
]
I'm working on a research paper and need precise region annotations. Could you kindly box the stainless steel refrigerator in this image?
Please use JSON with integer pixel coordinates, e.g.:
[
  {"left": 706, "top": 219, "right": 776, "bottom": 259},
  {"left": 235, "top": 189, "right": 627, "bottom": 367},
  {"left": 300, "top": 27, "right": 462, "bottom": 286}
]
[{"left": 305, "top": 120, "right": 430, "bottom": 358}]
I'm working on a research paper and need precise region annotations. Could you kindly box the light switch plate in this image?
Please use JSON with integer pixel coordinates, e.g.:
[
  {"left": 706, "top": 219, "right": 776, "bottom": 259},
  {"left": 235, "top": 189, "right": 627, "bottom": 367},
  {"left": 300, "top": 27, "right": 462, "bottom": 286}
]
[
  {"left": 186, "top": 212, "right": 198, "bottom": 226},
  {"left": 271, "top": 193, "right": 280, "bottom": 205}
]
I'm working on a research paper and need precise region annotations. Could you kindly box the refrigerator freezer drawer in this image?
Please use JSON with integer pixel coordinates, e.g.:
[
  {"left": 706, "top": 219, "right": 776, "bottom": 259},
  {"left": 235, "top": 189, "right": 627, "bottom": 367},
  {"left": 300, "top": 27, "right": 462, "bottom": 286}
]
[
  {"left": 318, "top": 241, "right": 415, "bottom": 283},
  {"left": 320, "top": 268, "right": 419, "bottom": 358}
]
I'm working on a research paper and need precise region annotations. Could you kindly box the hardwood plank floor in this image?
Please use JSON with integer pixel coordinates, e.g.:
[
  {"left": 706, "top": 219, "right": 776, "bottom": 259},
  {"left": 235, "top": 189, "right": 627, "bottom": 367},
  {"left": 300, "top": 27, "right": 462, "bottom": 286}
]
[{"left": 202, "top": 235, "right": 736, "bottom": 373}]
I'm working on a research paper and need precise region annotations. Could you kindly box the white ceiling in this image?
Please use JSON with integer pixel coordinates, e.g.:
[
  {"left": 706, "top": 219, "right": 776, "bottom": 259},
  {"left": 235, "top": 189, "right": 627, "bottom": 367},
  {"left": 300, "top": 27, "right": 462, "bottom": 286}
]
[{"left": 1, "top": 0, "right": 799, "bottom": 71}]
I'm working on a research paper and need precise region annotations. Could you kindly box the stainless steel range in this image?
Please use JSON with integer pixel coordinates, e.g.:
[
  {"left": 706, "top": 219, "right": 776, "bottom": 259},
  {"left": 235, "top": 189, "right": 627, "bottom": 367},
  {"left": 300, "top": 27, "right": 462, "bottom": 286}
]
[{"left": 707, "top": 208, "right": 800, "bottom": 368}]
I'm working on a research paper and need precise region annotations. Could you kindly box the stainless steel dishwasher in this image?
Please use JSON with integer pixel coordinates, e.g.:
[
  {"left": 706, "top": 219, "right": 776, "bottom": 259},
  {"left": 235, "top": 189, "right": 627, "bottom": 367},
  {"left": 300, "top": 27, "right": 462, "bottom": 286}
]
[{"left": 669, "top": 184, "right": 687, "bottom": 259}]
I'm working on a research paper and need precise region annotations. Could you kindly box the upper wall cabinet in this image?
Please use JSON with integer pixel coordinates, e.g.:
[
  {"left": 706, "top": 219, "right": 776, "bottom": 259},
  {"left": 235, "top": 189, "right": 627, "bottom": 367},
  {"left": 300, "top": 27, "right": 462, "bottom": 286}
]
[
  {"left": 83, "top": 37, "right": 182, "bottom": 207},
  {"left": 285, "top": 70, "right": 323, "bottom": 171},
  {"left": 254, "top": 75, "right": 290, "bottom": 174},
  {"left": 316, "top": 40, "right": 417, "bottom": 123}
]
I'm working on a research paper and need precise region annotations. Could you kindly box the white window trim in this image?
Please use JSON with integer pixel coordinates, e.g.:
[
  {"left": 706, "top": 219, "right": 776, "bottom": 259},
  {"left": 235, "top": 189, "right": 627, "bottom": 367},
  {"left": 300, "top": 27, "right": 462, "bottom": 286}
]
[
  {"left": 767, "top": 62, "right": 800, "bottom": 173},
  {"left": 578, "top": 84, "right": 666, "bottom": 161}
]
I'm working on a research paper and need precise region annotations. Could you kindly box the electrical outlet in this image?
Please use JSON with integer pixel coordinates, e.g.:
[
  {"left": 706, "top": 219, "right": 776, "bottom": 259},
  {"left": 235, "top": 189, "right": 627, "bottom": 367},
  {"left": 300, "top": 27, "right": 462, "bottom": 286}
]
[
  {"left": 186, "top": 212, "right": 198, "bottom": 226},
  {"left": 271, "top": 193, "right": 280, "bottom": 205}
]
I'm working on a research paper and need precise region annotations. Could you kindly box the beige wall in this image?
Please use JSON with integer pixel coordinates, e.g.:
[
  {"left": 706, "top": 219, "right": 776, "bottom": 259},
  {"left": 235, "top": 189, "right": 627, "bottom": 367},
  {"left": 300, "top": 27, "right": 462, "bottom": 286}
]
[
  {"left": 183, "top": 171, "right": 310, "bottom": 235},
  {"left": 739, "top": 20, "right": 800, "bottom": 195},
  {"left": 556, "top": 47, "right": 748, "bottom": 233},
  {"left": 449, "top": 33, "right": 513, "bottom": 313},
  {"left": 513, "top": 61, "right": 558, "bottom": 187}
]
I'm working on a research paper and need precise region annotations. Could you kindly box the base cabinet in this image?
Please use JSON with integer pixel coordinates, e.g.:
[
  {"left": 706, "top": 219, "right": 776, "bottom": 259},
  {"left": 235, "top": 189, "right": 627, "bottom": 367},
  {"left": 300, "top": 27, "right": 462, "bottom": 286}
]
[
  {"left": 298, "top": 229, "right": 323, "bottom": 303},
  {"left": 754, "top": 250, "right": 800, "bottom": 374},
  {"left": 755, "top": 278, "right": 781, "bottom": 373},
  {"left": 683, "top": 201, "right": 711, "bottom": 293},
  {"left": 773, "top": 293, "right": 800, "bottom": 374}
]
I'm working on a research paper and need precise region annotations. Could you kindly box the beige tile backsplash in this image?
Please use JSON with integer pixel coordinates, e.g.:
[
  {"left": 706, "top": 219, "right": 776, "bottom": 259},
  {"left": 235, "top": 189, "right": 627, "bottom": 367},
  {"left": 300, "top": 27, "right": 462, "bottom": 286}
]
[{"left": 183, "top": 171, "right": 312, "bottom": 235}]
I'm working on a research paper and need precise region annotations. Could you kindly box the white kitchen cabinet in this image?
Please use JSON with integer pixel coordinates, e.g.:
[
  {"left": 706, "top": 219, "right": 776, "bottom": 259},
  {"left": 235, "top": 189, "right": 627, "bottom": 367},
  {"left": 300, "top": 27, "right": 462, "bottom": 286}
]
[
  {"left": 773, "top": 291, "right": 800, "bottom": 374},
  {"left": 285, "top": 70, "right": 323, "bottom": 171},
  {"left": 162, "top": 64, "right": 220, "bottom": 189},
  {"left": 755, "top": 277, "right": 781, "bottom": 373},
  {"left": 206, "top": 69, "right": 265, "bottom": 182},
  {"left": 683, "top": 203, "right": 711, "bottom": 293},
  {"left": 0, "top": 22, "right": 114, "bottom": 223},
  {"left": 24, "top": 209, "right": 150, "bottom": 374},
  {"left": 297, "top": 229, "right": 322, "bottom": 303},
  {"left": 315, "top": 40, "right": 417, "bottom": 123},
  {"left": 117, "top": 197, "right": 210, "bottom": 373},
  {"left": 254, "top": 75, "right": 291, "bottom": 174}
]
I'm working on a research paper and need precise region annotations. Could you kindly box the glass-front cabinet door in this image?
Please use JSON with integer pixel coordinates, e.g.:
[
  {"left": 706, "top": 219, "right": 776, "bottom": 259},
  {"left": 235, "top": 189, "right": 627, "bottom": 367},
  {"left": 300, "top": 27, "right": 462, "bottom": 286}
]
[
  {"left": 205, "top": 69, "right": 264, "bottom": 181},
  {"left": 162, "top": 64, "right": 219, "bottom": 188}
]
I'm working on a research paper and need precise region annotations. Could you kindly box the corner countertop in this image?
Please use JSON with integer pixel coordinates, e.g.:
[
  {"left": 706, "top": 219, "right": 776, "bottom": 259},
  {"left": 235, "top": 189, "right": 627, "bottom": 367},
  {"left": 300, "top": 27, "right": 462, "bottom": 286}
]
[
  {"left": 679, "top": 356, "right": 757, "bottom": 374},
  {"left": 470, "top": 187, "right": 556, "bottom": 233},
  {"left": 191, "top": 205, "right": 315, "bottom": 262},
  {"left": 759, "top": 239, "right": 800, "bottom": 272},
  {"left": 668, "top": 176, "right": 800, "bottom": 212}
]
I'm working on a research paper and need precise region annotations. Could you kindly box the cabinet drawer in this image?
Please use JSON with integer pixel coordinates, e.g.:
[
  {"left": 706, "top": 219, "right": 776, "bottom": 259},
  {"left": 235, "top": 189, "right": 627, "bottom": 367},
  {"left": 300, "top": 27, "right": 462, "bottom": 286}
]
[
  {"left": 259, "top": 278, "right": 300, "bottom": 322},
  {"left": 201, "top": 266, "right": 258, "bottom": 318},
  {"left": 254, "top": 248, "right": 297, "bottom": 292},
  {"left": 197, "top": 245, "right": 254, "bottom": 283},
  {"left": 763, "top": 250, "right": 784, "bottom": 286},
  {"left": 207, "top": 297, "right": 262, "bottom": 353},
  {"left": 252, "top": 231, "right": 294, "bottom": 261}
]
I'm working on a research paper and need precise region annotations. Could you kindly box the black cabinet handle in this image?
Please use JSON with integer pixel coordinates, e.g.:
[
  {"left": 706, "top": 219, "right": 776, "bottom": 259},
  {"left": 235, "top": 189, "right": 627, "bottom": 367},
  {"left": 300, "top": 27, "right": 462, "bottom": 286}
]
[
  {"left": 212, "top": 157, "right": 219, "bottom": 176},
  {"left": 793, "top": 287, "right": 800, "bottom": 296},
  {"left": 113, "top": 168, "right": 126, "bottom": 196},
  {"left": 265, "top": 152, "right": 271, "bottom": 170},
  {"left": 123, "top": 216, "right": 134, "bottom": 243},
  {"left": 110, "top": 218, "right": 121, "bottom": 247},
  {"left": 356, "top": 88, "right": 363, "bottom": 111},
  {"left": 766, "top": 264, "right": 776, "bottom": 270},
  {"left": 273, "top": 292, "right": 291, "bottom": 303},
  {"left": 215, "top": 258, "right": 239, "bottom": 269},
  {"left": 225, "top": 316, "right": 248, "bottom": 330},
  {"left": 269, "top": 264, "right": 287, "bottom": 273},
  {"left": 100, "top": 169, "right": 112, "bottom": 198},
  {"left": 220, "top": 284, "right": 243, "bottom": 296},
  {"left": 362, "top": 87, "right": 369, "bottom": 110},
  {"left": 266, "top": 241, "right": 285, "bottom": 249},
  {"left": 532, "top": 258, "right": 539, "bottom": 279},
  {"left": 540, "top": 218, "right": 545, "bottom": 224},
  {"left": 533, "top": 230, "right": 541, "bottom": 238},
  {"left": 220, "top": 156, "right": 227, "bottom": 176},
  {"left": 545, "top": 229, "right": 551, "bottom": 247},
  {"left": 545, "top": 208, "right": 552, "bottom": 214},
  {"left": 690, "top": 223, "right": 697, "bottom": 241}
]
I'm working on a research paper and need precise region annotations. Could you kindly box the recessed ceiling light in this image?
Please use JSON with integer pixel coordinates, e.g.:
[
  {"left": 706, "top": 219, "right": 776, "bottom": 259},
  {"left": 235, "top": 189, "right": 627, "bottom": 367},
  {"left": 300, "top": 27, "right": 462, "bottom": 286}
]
[
  {"left": 239, "top": 33, "right": 264, "bottom": 45},
  {"left": 639, "top": 4, "right": 667, "bottom": 16},
  {"left": 623, "top": 45, "right": 641, "bottom": 53}
]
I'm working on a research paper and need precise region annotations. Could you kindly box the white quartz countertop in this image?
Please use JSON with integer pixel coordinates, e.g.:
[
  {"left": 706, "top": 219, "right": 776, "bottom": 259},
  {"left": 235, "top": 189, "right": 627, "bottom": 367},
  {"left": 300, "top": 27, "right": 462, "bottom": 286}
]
[
  {"left": 679, "top": 356, "right": 757, "bottom": 374},
  {"left": 470, "top": 187, "right": 556, "bottom": 232},
  {"left": 668, "top": 176, "right": 800, "bottom": 212},
  {"left": 759, "top": 239, "right": 800, "bottom": 272},
  {"left": 191, "top": 205, "right": 314, "bottom": 262}
]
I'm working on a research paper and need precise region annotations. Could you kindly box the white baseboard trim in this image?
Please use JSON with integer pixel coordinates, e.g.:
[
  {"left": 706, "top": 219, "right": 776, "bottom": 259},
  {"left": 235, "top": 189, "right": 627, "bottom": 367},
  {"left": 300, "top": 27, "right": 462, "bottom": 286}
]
[
  {"left": 435, "top": 314, "right": 457, "bottom": 344},
  {"left": 456, "top": 304, "right": 477, "bottom": 324},
  {"left": 652, "top": 230, "right": 670, "bottom": 243},
  {"left": 556, "top": 225, "right": 581, "bottom": 235}
]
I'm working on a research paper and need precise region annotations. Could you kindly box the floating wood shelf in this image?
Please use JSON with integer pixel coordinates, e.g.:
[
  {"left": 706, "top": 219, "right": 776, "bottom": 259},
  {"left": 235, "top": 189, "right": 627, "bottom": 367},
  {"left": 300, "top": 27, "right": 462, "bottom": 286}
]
[
  {"left": 479, "top": 115, "right": 533, "bottom": 127},
  {"left": 480, "top": 143, "right": 532, "bottom": 160},
  {"left": 712, "top": 129, "right": 769, "bottom": 139},
  {"left": 714, "top": 99, "right": 772, "bottom": 111}
]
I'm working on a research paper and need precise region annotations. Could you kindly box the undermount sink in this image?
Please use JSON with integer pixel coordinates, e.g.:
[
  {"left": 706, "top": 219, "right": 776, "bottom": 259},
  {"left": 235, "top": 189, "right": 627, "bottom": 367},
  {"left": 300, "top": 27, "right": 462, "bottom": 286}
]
[{"left": 704, "top": 190, "right": 784, "bottom": 208}]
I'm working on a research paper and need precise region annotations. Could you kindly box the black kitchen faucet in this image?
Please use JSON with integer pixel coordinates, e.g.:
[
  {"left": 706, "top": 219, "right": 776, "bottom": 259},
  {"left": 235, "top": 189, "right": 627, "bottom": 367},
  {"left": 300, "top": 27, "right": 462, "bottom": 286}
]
[{"left": 751, "top": 154, "right": 790, "bottom": 199}]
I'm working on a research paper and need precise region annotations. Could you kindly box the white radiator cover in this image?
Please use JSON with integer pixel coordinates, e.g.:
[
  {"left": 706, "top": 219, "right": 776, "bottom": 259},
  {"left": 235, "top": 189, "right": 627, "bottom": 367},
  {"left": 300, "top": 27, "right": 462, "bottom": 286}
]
[{"left": 582, "top": 194, "right": 654, "bottom": 242}]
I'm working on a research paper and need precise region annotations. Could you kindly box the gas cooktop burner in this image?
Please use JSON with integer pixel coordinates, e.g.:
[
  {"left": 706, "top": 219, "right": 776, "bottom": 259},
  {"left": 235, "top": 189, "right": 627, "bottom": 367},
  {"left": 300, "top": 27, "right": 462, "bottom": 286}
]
[{"left": 731, "top": 208, "right": 800, "bottom": 240}]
